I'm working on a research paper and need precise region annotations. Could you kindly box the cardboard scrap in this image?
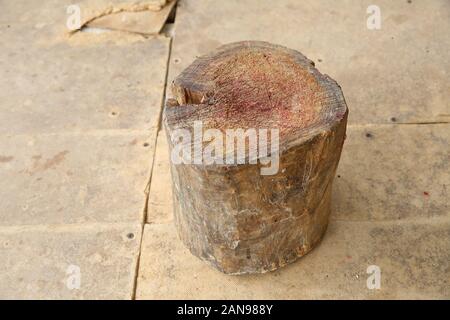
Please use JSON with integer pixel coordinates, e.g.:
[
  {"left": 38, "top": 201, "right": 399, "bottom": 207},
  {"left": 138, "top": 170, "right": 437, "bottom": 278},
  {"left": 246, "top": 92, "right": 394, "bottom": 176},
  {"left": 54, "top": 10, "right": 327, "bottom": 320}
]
[{"left": 83, "top": 0, "right": 176, "bottom": 35}]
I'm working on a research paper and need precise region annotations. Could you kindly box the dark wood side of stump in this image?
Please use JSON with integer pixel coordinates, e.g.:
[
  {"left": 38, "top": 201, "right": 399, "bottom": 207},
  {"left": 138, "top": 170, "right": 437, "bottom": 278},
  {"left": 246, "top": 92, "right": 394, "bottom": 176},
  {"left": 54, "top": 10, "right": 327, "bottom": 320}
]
[{"left": 164, "top": 41, "right": 348, "bottom": 274}]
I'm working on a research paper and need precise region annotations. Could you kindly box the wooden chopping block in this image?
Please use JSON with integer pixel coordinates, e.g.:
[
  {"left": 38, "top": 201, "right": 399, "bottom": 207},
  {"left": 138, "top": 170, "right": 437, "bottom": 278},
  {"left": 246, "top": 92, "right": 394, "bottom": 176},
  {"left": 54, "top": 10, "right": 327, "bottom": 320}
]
[{"left": 163, "top": 41, "right": 348, "bottom": 274}]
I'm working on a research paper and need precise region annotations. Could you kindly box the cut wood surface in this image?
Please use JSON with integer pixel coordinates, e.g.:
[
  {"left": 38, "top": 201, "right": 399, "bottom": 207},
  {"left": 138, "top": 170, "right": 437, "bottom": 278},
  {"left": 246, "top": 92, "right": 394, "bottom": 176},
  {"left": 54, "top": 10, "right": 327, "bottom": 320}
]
[{"left": 164, "top": 41, "right": 348, "bottom": 274}]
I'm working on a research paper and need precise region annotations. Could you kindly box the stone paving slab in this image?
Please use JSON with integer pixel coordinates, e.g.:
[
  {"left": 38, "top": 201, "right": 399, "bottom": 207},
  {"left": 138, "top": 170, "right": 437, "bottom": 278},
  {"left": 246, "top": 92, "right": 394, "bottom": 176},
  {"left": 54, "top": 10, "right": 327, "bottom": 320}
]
[
  {"left": 146, "top": 125, "right": 450, "bottom": 224},
  {"left": 168, "top": 0, "right": 450, "bottom": 125},
  {"left": 136, "top": 220, "right": 449, "bottom": 299},
  {"left": 0, "top": 223, "right": 141, "bottom": 299},
  {"left": 332, "top": 124, "right": 450, "bottom": 221},
  {"left": 0, "top": 36, "right": 169, "bottom": 135},
  {"left": 147, "top": 130, "right": 173, "bottom": 224},
  {"left": 0, "top": 131, "right": 156, "bottom": 225}
]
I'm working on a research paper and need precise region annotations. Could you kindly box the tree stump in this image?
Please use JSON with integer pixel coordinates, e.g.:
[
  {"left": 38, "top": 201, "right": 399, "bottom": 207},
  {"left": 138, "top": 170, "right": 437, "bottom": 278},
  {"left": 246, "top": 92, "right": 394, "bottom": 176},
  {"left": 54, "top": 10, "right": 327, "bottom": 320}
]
[{"left": 163, "top": 41, "right": 348, "bottom": 274}]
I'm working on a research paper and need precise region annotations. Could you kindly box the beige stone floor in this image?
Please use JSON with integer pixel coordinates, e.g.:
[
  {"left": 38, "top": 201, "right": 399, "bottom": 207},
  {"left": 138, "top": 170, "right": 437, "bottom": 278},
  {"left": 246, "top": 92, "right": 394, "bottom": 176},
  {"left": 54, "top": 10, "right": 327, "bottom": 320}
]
[
  {"left": 1, "top": 0, "right": 449, "bottom": 299},
  {"left": 136, "top": 0, "right": 450, "bottom": 300},
  {"left": 0, "top": 0, "right": 170, "bottom": 299}
]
